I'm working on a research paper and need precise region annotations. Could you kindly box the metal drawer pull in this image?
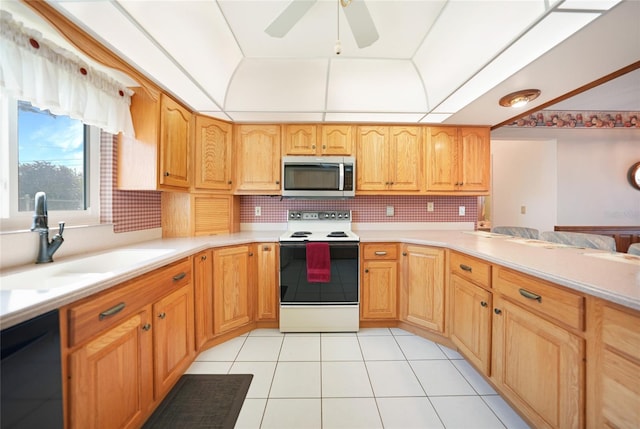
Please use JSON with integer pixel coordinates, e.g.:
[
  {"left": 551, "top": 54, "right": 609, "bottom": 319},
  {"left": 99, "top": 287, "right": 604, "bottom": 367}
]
[
  {"left": 374, "top": 251, "right": 387, "bottom": 256},
  {"left": 519, "top": 288, "right": 542, "bottom": 303},
  {"left": 494, "top": 308, "right": 502, "bottom": 315},
  {"left": 480, "top": 301, "right": 488, "bottom": 307},
  {"left": 158, "top": 312, "right": 166, "bottom": 319},
  {"left": 99, "top": 302, "right": 125, "bottom": 320},
  {"left": 460, "top": 264, "right": 473, "bottom": 272},
  {"left": 200, "top": 255, "right": 207, "bottom": 261},
  {"left": 173, "top": 272, "right": 186, "bottom": 281}
]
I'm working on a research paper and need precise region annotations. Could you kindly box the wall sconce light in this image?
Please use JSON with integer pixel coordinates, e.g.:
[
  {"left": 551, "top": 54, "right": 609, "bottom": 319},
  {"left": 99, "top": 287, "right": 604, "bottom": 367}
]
[{"left": 499, "top": 89, "right": 541, "bottom": 108}]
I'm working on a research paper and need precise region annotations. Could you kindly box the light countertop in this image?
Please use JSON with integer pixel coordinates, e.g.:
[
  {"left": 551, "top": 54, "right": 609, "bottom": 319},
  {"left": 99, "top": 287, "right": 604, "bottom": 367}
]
[{"left": 1, "top": 229, "right": 638, "bottom": 329}]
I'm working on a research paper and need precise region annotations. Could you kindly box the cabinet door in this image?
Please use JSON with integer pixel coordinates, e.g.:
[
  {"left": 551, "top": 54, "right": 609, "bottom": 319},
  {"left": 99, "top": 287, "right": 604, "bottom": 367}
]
[
  {"left": 256, "top": 243, "right": 279, "bottom": 321},
  {"left": 389, "top": 126, "right": 422, "bottom": 191},
  {"left": 426, "top": 127, "right": 458, "bottom": 191},
  {"left": 492, "top": 297, "right": 584, "bottom": 429},
  {"left": 69, "top": 310, "right": 153, "bottom": 429},
  {"left": 213, "top": 246, "right": 252, "bottom": 334},
  {"left": 450, "top": 274, "right": 492, "bottom": 374},
  {"left": 459, "top": 127, "right": 489, "bottom": 191},
  {"left": 321, "top": 125, "right": 353, "bottom": 155},
  {"left": 194, "top": 115, "right": 232, "bottom": 191},
  {"left": 283, "top": 124, "right": 317, "bottom": 155},
  {"left": 356, "top": 126, "right": 389, "bottom": 191},
  {"left": 361, "top": 260, "right": 397, "bottom": 319},
  {"left": 235, "top": 124, "right": 281, "bottom": 192},
  {"left": 159, "top": 94, "right": 190, "bottom": 189},
  {"left": 153, "top": 284, "right": 195, "bottom": 399},
  {"left": 193, "top": 250, "right": 213, "bottom": 350},
  {"left": 400, "top": 245, "right": 446, "bottom": 333}
]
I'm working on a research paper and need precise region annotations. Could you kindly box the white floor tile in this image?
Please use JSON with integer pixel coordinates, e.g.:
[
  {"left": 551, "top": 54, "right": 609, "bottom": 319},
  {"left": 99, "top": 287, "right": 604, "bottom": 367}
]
[
  {"left": 229, "top": 361, "right": 277, "bottom": 399},
  {"left": 357, "top": 327, "right": 392, "bottom": 336},
  {"left": 322, "top": 398, "right": 383, "bottom": 429},
  {"left": 366, "top": 361, "right": 425, "bottom": 397},
  {"left": 279, "top": 336, "right": 321, "bottom": 361},
  {"left": 483, "top": 395, "right": 531, "bottom": 429},
  {"left": 261, "top": 398, "right": 321, "bottom": 429},
  {"left": 395, "top": 335, "right": 448, "bottom": 360},
  {"left": 270, "top": 362, "right": 321, "bottom": 398},
  {"left": 359, "top": 336, "right": 406, "bottom": 360},
  {"left": 390, "top": 327, "right": 414, "bottom": 336},
  {"left": 234, "top": 398, "right": 266, "bottom": 429},
  {"left": 430, "top": 396, "right": 507, "bottom": 429},
  {"left": 322, "top": 361, "right": 373, "bottom": 398},
  {"left": 195, "top": 336, "right": 245, "bottom": 361},
  {"left": 248, "top": 328, "right": 284, "bottom": 336},
  {"left": 410, "top": 360, "right": 476, "bottom": 396},
  {"left": 437, "top": 343, "right": 465, "bottom": 359},
  {"left": 184, "top": 361, "right": 231, "bottom": 374},
  {"left": 376, "top": 397, "right": 445, "bottom": 429},
  {"left": 236, "top": 336, "right": 283, "bottom": 361},
  {"left": 321, "top": 336, "right": 363, "bottom": 361},
  {"left": 321, "top": 331, "right": 357, "bottom": 337},
  {"left": 452, "top": 359, "right": 497, "bottom": 395}
]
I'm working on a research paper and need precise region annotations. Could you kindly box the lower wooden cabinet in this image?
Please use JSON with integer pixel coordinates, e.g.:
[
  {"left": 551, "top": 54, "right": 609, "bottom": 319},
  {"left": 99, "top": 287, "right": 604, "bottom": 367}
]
[
  {"left": 213, "top": 245, "right": 252, "bottom": 334},
  {"left": 193, "top": 249, "right": 214, "bottom": 350},
  {"left": 449, "top": 274, "right": 492, "bottom": 375},
  {"left": 361, "top": 243, "right": 398, "bottom": 320},
  {"left": 400, "top": 245, "right": 446, "bottom": 333},
  {"left": 69, "top": 309, "right": 154, "bottom": 429},
  {"left": 491, "top": 296, "right": 584, "bottom": 429},
  {"left": 255, "top": 243, "right": 279, "bottom": 321}
]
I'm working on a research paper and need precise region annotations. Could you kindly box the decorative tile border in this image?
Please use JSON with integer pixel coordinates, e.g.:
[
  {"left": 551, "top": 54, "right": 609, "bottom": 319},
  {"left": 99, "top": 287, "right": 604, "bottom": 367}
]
[{"left": 505, "top": 110, "right": 639, "bottom": 129}]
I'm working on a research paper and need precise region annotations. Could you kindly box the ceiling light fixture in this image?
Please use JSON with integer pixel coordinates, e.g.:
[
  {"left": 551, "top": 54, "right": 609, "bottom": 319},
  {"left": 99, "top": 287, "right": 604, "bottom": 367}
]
[{"left": 499, "top": 89, "right": 541, "bottom": 108}]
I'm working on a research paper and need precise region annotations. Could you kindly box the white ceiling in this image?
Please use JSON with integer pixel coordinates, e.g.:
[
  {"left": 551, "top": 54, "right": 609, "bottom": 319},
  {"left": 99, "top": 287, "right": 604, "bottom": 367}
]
[{"left": 6, "top": 0, "right": 640, "bottom": 127}]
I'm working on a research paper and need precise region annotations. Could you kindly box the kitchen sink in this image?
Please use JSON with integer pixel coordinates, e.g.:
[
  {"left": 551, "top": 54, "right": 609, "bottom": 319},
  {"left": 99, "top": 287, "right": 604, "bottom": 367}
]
[{"left": 0, "top": 248, "right": 174, "bottom": 290}]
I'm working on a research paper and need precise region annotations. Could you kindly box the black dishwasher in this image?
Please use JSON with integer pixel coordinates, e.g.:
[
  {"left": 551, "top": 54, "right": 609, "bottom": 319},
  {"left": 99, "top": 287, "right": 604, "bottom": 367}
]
[{"left": 1, "top": 310, "right": 63, "bottom": 429}]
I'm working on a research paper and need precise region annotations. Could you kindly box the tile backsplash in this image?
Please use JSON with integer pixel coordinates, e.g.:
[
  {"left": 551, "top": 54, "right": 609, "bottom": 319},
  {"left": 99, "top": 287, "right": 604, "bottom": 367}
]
[{"left": 240, "top": 195, "right": 478, "bottom": 224}]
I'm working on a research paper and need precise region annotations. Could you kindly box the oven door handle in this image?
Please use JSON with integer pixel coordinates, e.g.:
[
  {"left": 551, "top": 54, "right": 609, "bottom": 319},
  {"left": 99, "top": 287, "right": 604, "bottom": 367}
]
[{"left": 339, "top": 163, "right": 344, "bottom": 191}]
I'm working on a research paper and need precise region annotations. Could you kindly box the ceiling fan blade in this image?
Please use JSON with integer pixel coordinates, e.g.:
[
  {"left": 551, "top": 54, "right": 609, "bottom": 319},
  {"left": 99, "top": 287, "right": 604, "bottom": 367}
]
[
  {"left": 265, "top": 0, "right": 318, "bottom": 38},
  {"left": 342, "top": 0, "right": 379, "bottom": 48}
]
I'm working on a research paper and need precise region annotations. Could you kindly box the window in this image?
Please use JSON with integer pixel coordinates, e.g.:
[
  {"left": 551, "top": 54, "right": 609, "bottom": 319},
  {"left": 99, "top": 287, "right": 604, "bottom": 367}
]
[{"left": 0, "top": 93, "right": 100, "bottom": 231}]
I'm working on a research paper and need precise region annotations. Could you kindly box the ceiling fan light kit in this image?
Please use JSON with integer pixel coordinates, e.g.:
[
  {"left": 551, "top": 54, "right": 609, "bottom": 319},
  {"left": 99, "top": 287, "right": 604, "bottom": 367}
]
[{"left": 499, "top": 89, "right": 541, "bottom": 108}]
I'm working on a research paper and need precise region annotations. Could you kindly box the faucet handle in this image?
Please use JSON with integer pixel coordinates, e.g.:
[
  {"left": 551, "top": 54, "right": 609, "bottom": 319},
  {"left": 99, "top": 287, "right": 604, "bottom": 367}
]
[{"left": 58, "top": 221, "right": 65, "bottom": 236}]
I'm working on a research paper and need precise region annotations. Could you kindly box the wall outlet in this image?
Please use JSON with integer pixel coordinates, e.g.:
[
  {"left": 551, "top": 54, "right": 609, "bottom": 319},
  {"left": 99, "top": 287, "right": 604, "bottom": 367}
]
[
  {"left": 386, "top": 205, "right": 394, "bottom": 216},
  {"left": 521, "top": 205, "right": 527, "bottom": 214},
  {"left": 254, "top": 206, "right": 261, "bottom": 216},
  {"left": 427, "top": 202, "right": 434, "bottom": 212},
  {"left": 459, "top": 206, "right": 466, "bottom": 216}
]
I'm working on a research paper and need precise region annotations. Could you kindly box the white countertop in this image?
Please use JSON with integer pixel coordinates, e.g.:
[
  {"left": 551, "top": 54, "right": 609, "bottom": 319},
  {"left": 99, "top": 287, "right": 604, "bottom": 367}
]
[{"left": 1, "top": 229, "right": 638, "bottom": 329}]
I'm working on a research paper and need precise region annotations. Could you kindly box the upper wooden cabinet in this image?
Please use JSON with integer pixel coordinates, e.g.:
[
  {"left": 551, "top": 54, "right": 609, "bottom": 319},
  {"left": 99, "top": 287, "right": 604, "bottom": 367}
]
[
  {"left": 234, "top": 124, "right": 281, "bottom": 193},
  {"left": 118, "top": 92, "right": 191, "bottom": 191},
  {"left": 356, "top": 126, "right": 422, "bottom": 193},
  {"left": 426, "top": 126, "right": 489, "bottom": 193},
  {"left": 193, "top": 115, "right": 233, "bottom": 191},
  {"left": 282, "top": 124, "right": 354, "bottom": 156}
]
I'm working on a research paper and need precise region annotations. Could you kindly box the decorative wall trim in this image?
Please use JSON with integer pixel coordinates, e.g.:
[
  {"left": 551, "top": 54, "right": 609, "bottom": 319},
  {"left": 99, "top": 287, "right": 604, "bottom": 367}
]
[{"left": 505, "top": 110, "right": 639, "bottom": 129}]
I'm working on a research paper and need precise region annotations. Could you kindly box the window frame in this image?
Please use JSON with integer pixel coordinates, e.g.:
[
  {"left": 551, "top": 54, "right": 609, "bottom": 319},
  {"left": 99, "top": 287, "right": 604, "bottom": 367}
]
[{"left": 0, "top": 92, "right": 101, "bottom": 232}]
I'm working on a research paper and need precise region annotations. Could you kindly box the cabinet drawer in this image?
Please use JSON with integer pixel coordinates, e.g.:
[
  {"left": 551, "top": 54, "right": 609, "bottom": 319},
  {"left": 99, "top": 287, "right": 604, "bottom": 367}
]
[
  {"left": 66, "top": 258, "right": 191, "bottom": 347},
  {"left": 363, "top": 243, "right": 398, "bottom": 260},
  {"left": 494, "top": 266, "right": 584, "bottom": 331},
  {"left": 602, "top": 304, "right": 640, "bottom": 358},
  {"left": 450, "top": 252, "right": 491, "bottom": 288}
]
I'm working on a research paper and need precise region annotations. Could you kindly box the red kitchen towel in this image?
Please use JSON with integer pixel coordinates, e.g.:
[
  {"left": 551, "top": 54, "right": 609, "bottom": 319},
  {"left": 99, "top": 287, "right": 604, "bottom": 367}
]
[{"left": 306, "top": 242, "right": 331, "bottom": 283}]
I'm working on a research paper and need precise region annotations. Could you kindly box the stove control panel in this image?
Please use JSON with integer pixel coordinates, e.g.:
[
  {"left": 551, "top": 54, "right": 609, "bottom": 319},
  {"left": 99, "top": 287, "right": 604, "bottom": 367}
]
[{"left": 288, "top": 210, "right": 351, "bottom": 221}]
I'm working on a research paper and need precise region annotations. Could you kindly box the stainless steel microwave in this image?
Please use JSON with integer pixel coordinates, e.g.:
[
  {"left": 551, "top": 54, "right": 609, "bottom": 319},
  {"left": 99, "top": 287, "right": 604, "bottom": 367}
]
[{"left": 282, "top": 156, "right": 355, "bottom": 198}]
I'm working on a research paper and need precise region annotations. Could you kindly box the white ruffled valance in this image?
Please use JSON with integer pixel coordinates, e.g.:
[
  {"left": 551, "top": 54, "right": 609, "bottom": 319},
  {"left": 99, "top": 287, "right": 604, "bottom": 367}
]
[{"left": 0, "top": 10, "right": 135, "bottom": 136}]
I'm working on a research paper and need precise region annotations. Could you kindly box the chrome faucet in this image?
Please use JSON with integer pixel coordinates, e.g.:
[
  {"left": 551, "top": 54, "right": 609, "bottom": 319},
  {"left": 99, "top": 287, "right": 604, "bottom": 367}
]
[{"left": 31, "top": 192, "right": 65, "bottom": 264}]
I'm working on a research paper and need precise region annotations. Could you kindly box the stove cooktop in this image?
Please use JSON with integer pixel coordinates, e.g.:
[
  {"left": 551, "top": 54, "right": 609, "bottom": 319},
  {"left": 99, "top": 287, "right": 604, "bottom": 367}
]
[{"left": 280, "top": 210, "right": 359, "bottom": 242}]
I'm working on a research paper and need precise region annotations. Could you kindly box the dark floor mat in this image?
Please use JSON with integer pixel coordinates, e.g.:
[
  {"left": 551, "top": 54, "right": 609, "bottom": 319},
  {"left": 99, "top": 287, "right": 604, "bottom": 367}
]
[{"left": 142, "top": 374, "right": 253, "bottom": 429}]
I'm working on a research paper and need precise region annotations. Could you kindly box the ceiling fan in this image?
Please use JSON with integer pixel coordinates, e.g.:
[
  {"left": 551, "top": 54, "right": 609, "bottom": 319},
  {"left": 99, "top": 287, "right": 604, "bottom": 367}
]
[{"left": 265, "top": 0, "right": 379, "bottom": 49}]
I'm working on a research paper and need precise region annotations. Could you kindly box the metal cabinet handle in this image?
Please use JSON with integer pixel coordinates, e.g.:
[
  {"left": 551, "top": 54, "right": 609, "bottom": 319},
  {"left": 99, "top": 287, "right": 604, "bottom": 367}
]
[
  {"left": 99, "top": 302, "right": 125, "bottom": 320},
  {"left": 164, "top": 172, "right": 170, "bottom": 177},
  {"left": 200, "top": 255, "right": 207, "bottom": 261},
  {"left": 142, "top": 324, "right": 151, "bottom": 331},
  {"left": 158, "top": 312, "right": 166, "bottom": 319},
  {"left": 228, "top": 180, "right": 232, "bottom": 184},
  {"left": 312, "top": 144, "right": 316, "bottom": 149},
  {"left": 494, "top": 308, "right": 502, "bottom": 315},
  {"left": 519, "top": 288, "right": 542, "bottom": 303},
  {"left": 322, "top": 145, "right": 326, "bottom": 149},
  {"left": 480, "top": 301, "right": 488, "bottom": 307},
  {"left": 263, "top": 246, "right": 271, "bottom": 251},
  {"left": 374, "top": 251, "right": 387, "bottom": 256},
  {"left": 459, "top": 264, "right": 472, "bottom": 272},
  {"left": 173, "top": 272, "right": 186, "bottom": 281},
  {"left": 364, "top": 269, "right": 369, "bottom": 273},
  {"left": 402, "top": 252, "right": 407, "bottom": 256},
  {"left": 275, "top": 181, "right": 280, "bottom": 185}
]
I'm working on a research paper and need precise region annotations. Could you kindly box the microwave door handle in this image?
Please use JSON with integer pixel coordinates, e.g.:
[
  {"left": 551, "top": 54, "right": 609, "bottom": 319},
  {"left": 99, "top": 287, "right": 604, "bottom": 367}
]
[{"left": 339, "top": 163, "right": 344, "bottom": 190}]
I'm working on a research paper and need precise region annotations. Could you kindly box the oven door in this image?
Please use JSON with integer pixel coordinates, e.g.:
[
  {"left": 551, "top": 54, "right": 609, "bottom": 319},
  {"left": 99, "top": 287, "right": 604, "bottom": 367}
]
[{"left": 279, "top": 241, "right": 359, "bottom": 305}]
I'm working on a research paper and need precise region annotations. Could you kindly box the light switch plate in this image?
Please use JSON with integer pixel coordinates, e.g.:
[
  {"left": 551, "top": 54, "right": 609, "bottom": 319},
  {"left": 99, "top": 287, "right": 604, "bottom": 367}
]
[
  {"left": 459, "top": 206, "right": 466, "bottom": 216},
  {"left": 255, "top": 206, "right": 261, "bottom": 216},
  {"left": 386, "top": 206, "right": 394, "bottom": 216},
  {"left": 427, "top": 202, "right": 434, "bottom": 212}
]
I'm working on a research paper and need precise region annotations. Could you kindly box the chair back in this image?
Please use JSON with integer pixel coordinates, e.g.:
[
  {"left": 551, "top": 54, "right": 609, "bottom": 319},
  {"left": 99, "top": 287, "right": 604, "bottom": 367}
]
[
  {"left": 492, "top": 226, "right": 539, "bottom": 239},
  {"left": 540, "top": 231, "right": 616, "bottom": 251},
  {"left": 628, "top": 243, "right": 640, "bottom": 255}
]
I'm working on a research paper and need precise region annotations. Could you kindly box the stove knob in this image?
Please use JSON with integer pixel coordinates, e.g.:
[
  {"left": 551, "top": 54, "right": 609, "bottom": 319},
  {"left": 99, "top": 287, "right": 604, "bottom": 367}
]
[
  {"left": 330, "top": 213, "right": 336, "bottom": 218},
  {"left": 344, "top": 212, "right": 349, "bottom": 219},
  {"left": 337, "top": 213, "right": 343, "bottom": 218},
  {"left": 296, "top": 213, "right": 301, "bottom": 219}
]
